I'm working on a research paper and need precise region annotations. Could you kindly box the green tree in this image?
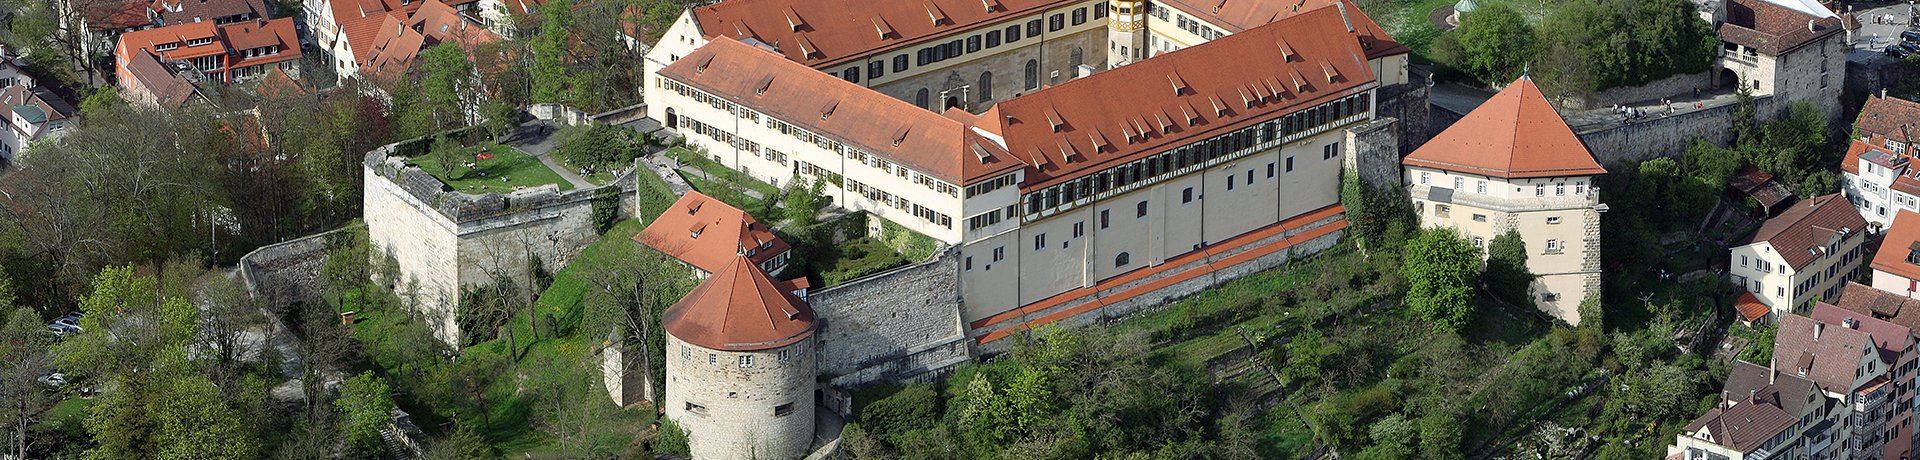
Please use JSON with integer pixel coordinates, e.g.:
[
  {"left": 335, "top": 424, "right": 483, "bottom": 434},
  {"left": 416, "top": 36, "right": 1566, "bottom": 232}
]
[
  {"left": 1682, "top": 140, "right": 1743, "bottom": 190},
  {"left": 555, "top": 124, "right": 642, "bottom": 170},
  {"left": 1538, "top": 0, "right": 1718, "bottom": 90},
  {"left": 1455, "top": 4, "right": 1538, "bottom": 85},
  {"left": 429, "top": 135, "right": 463, "bottom": 180},
  {"left": 531, "top": 0, "right": 575, "bottom": 103},
  {"left": 1284, "top": 326, "right": 1331, "bottom": 387},
  {"left": 335, "top": 372, "right": 396, "bottom": 456},
  {"left": 1418, "top": 412, "right": 1466, "bottom": 460},
  {"left": 1484, "top": 231, "right": 1534, "bottom": 308},
  {"left": 1402, "top": 228, "right": 1481, "bottom": 333},
  {"left": 420, "top": 44, "right": 476, "bottom": 131}
]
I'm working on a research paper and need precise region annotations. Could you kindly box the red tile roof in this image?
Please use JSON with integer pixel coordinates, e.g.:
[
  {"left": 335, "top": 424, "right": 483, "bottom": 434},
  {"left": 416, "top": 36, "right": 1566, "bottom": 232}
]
[
  {"left": 115, "top": 18, "right": 302, "bottom": 85},
  {"left": 256, "top": 67, "right": 309, "bottom": 100},
  {"left": 1738, "top": 193, "right": 1866, "bottom": 270},
  {"left": 1729, "top": 166, "right": 1792, "bottom": 210},
  {"left": 122, "top": 50, "right": 200, "bottom": 108},
  {"left": 1719, "top": 0, "right": 1844, "bottom": 55},
  {"left": 88, "top": 0, "right": 154, "bottom": 31},
  {"left": 1810, "top": 302, "right": 1912, "bottom": 366},
  {"left": 1682, "top": 393, "right": 1798, "bottom": 454},
  {"left": 662, "top": 254, "right": 816, "bottom": 351},
  {"left": 1773, "top": 312, "right": 1879, "bottom": 393},
  {"left": 1857, "top": 94, "right": 1920, "bottom": 145},
  {"left": 690, "top": 0, "right": 1077, "bottom": 68},
  {"left": 1403, "top": 78, "right": 1607, "bottom": 179},
  {"left": 1155, "top": 0, "right": 1407, "bottom": 59},
  {"left": 658, "top": 37, "right": 1019, "bottom": 184},
  {"left": 149, "top": 0, "right": 269, "bottom": 27},
  {"left": 1873, "top": 211, "right": 1920, "bottom": 283},
  {"left": 994, "top": 5, "right": 1387, "bottom": 189},
  {"left": 338, "top": 0, "right": 499, "bottom": 83},
  {"left": 635, "top": 191, "right": 790, "bottom": 275},
  {"left": 1836, "top": 281, "right": 1920, "bottom": 330},
  {"left": 1736, "top": 292, "right": 1771, "bottom": 322}
]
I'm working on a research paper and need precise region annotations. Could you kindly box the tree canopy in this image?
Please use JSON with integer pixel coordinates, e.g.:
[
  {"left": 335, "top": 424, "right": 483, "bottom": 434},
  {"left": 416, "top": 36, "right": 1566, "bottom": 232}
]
[{"left": 1402, "top": 227, "right": 1481, "bottom": 333}]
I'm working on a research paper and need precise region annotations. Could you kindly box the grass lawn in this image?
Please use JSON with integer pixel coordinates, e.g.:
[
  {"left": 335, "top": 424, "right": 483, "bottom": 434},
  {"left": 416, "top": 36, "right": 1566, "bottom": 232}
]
[
  {"left": 36, "top": 397, "right": 91, "bottom": 431},
  {"left": 819, "top": 237, "right": 912, "bottom": 286},
  {"left": 664, "top": 146, "right": 779, "bottom": 196},
  {"left": 679, "top": 173, "right": 775, "bottom": 221},
  {"left": 409, "top": 144, "right": 573, "bottom": 195}
]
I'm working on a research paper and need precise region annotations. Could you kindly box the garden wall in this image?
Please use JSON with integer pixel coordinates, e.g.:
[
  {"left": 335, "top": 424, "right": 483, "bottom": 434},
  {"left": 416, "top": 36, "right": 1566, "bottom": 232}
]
[
  {"left": 1377, "top": 73, "right": 1434, "bottom": 155},
  {"left": 237, "top": 227, "right": 345, "bottom": 312}
]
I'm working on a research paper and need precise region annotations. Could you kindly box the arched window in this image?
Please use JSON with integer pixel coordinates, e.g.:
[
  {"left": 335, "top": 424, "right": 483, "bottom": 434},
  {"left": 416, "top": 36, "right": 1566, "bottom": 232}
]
[
  {"left": 1070, "top": 47, "right": 1083, "bottom": 69},
  {"left": 915, "top": 88, "right": 929, "bottom": 109},
  {"left": 1115, "top": 252, "right": 1131, "bottom": 267},
  {"left": 1024, "top": 60, "right": 1039, "bottom": 90},
  {"left": 664, "top": 108, "right": 678, "bottom": 129},
  {"left": 978, "top": 72, "right": 993, "bottom": 102}
]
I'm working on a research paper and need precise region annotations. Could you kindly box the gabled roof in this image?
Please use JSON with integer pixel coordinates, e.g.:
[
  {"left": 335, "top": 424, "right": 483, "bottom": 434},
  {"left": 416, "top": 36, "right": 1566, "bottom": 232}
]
[
  {"left": 658, "top": 37, "right": 1017, "bottom": 183},
  {"left": 1737, "top": 193, "right": 1866, "bottom": 270},
  {"left": 1872, "top": 210, "right": 1920, "bottom": 282},
  {"left": 1810, "top": 302, "right": 1912, "bottom": 366},
  {"left": 256, "top": 67, "right": 309, "bottom": 99},
  {"left": 1735, "top": 292, "right": 1771, "bottom": 322},
  {"left": 1835, "top": 281, "right": 1920, "bottom": 330},
  {"left": 88, "top": 0, "right": 154, "bottom": 31},
  {"left": 634, "top": 191, "right": 790, "bottom": 275},
  {"left": 1772, "top": 312, "right": 1879, "bottom": 394},
  {"left": 123, "top": 51, "right": 201, "bottom": 109},
  {"left": 1690, "top": 360, "right": 1819, "bottom": 453},
  {"left": 1719, "top": 0, "right": 1844, "bottom": 55},
  {"left": 993, "top": 5, "right": 1385, "bottom": 189},
  {"left": 1402, "top": 77, "right": 1607, "bottom": 179},
  {"left": 661, "top": 254, "right": 816, "bottom": 351},
  {"left": 1154, "top": 0, "right": 1407, "bottom": 59},
  {"left": 1856, "top": 94, "right": 1920, "bottom": 145},
  {"left": 118, "top": 21, "right": 225, "bottom": 60},
  {"left": 149, "top": 0, "right": 269, "bottom": 26},
  {"left": 338, "top": 0, "right": 498, "bottom": 82},
  {"left": 690, "top": 0, "right": 1072, "bottom": 68},
  {"left": 1728, "top": 166, "right": 1792, "bottom": 210}
]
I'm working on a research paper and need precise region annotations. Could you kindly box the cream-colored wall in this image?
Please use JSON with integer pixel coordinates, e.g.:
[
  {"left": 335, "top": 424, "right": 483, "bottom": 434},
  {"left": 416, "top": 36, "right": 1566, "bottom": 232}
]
[
  {"left": 1406, "top": 166, "right": 1602, "bottom": 324},
  {"left": 1730, "top": 232, "right": 1867, "bottom": 316},
  {"left": 643, "top": 10, "right": 707, "bottom": 124},
  {"left": 663, "top": 333, "right": 816, "bottom": 460},
  {"left": 363, "top": 165, "right": 463, "bottom": 344},
  {"left": 955, "top": 128, "right": 1348, "bottom": 322},
  {"left": 655, "top": 82, "right": 967, "bottom": 242}
]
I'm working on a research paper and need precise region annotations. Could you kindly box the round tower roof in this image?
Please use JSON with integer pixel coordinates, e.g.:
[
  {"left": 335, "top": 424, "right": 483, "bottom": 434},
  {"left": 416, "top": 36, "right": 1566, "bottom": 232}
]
[
  {"left": 662, "top": 254, "right": 816, "bottom": 351},
  {"left": 1455, "top": 0, "right": 1479, "bottom": 14}
]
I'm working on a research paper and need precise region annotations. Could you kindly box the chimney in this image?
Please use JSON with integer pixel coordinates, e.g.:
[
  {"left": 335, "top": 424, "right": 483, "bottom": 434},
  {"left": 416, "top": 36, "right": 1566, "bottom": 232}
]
[
  {"left": 1808, "top": 19, "right": 1816, "bottom": 33},
  {"left": 1722, "top": 390, "right": 1731, "bottom": 408},
  {"left": 1749, "top": 389, "right": 1757, "bottom": 402},
  {"left": 1769, "top": 366, "right": 1777, "bottom": 384},
  {"left": 1846, "top": 316, "right": 1859, "bottom": 329},
  {"left": 1885, "top": 88, "right": 1892, "bottom": 99},
  {"left": 1815, "top": 321, "right": 1825, "bottom": 340}
]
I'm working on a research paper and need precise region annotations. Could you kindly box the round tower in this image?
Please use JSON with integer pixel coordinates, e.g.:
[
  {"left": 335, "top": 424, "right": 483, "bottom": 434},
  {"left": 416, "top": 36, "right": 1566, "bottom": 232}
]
[
  {"left": 1107, "top": 0, "right": 1148, "bottom": 67},
  {"left": 662, "top": 255, "right": 817, "bottom": 460}
]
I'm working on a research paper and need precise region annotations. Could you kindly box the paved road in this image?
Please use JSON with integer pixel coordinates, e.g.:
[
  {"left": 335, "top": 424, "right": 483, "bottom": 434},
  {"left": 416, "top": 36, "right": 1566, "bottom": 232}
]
[
  {"left": 1430, "top": 82, "right": 1493, "bottom": 116},
  {"left": 502, "top": 121, "right": 598, "bottom": 190}
]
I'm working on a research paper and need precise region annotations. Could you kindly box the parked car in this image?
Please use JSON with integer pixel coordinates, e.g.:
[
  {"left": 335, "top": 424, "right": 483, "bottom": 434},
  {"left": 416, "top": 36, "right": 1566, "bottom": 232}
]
[
  {"left": 36, "top": 373, "right": 65, "bottom": 388},
  {"left": 1901, "top": 29, "right": 1920, "bottom": 43},
  {"left": 1890, "top": 45, "right": 1911, "bottom": 59},
  {"left": 51, "top": 317, "right": 81, "bottom": 333}
]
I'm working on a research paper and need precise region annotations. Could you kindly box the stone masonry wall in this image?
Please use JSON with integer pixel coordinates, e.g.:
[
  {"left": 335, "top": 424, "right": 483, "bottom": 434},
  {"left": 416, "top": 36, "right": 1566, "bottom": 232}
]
[
  {"left": 363, "top": 145, "right": 642, "bottom": 345},
  {"left": 1577, "top": 95, "right": 1779, "bottom": 165},
  {"left": 238, "top": 228, "right": 344, "bottom": 312},
  {"left": 1344, "top": 117, "right": 1402, "bottom": 189},
  {"left": 1376, "top": 77, "right": 1433, "bottom": 155},
  {"left": 809, "top": 247, "right": 972, "bottom": 389},
  {"left": 1571, "top": 71, "right": 1713, "bottom": 110}
]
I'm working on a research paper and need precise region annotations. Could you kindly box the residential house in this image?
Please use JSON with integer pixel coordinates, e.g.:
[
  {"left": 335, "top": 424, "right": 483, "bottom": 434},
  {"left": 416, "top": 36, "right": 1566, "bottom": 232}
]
[
  {"left": 635, "top": 191, "right": 792, "bottom": 279},
  {"left": 148, "top": 0, "right": 271, "bottom": 27},
  {"left": 0, "top": 86, "right": 77, "bottom": 164},
  {"left": 1839, "top": 281, "right": 1920, "bottom": 457},
  {"left": 1773, "top": 311, "right": 1898, "bottom": 459},
  {"left": 1403, "top": 77, "right": 1608, "bottom": 325},
  {"left": 1728, "top": 193, "right": 1868, "bottom": 318},
  {"left": 1729, "top": 166, "right": 1794, "bottom": 218},
  {"left": 113, "top": 18, "right": 302, "bottom": 108},
  {"left": 1811, "top": 301, "right": 1920, "bottom": 460},
  {"left": 309, "top": 0, "right": 498, "bottom": 87},
  {"left": 1669, "top": 360, "right": 1839, "bottom": 460},
  {"left": 1842, "top": 94, "right": 1920, "bottom": 229},
  {"left": 1871, "top": 211, "right": 1920, "bottom": 298}
]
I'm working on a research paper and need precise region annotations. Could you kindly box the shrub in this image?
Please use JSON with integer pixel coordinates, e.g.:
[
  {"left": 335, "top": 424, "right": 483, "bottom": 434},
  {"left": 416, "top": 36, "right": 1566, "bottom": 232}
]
[{"left": 860, "top": 384, "right": 942, "bottom": 438}]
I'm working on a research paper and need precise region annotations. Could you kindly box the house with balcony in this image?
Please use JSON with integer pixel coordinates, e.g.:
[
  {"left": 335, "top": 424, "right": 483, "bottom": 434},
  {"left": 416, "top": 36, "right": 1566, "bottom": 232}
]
[
  {"left": 1772, "top": 311, "right": 1899, "bottom": 459},
  {"left": 1729, "top": 193, "right": 1868, "bottom": 319},
  {"left": 1701, "top": 0, "right": 1846, "bottom": 121},
  {"left": 1841, "top": 94, "right": 1920, "bottom": 229},
  {"left": 1670, "top": 360, "right": 1839, "bottom": 460},
  {"left": 113, "top": 17, "right": 302, "bottom": 108},
  {"left": 0, "top": 85, "right": 76, "bottom": 165}
]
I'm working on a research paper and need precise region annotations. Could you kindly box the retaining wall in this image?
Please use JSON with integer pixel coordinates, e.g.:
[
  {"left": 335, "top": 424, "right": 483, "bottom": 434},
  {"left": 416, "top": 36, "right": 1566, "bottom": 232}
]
[
  {"left": 1571, "top": 71, "right": 1714, "bottom": 110},
  {"left": 809, "top": 247, "right": 972, "bottom": 389},
  {"left": 1576, "top": 95, "right": 1779, "bottom": 165},
  {"left": 237, "top": 228, "right": 344, "bottom": 313}
]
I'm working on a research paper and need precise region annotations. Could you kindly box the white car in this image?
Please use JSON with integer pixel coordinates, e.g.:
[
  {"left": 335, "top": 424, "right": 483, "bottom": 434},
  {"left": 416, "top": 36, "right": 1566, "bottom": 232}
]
[{"left": 36, "top": 373, "right": 65, "bottom": 388}]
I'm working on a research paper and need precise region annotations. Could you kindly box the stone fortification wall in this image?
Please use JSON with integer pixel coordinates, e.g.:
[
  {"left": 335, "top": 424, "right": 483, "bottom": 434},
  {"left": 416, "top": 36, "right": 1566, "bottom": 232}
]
[
  {"left": 1576, "top": 95, "right": 1778, "bottom": 165},
  {"left": 1570, "top": 71, "right": 1713, "bottom": 110},
  {"left": 1344, "top": 118, "right": 1402, "bottom": 189},
  {"left": 809, "top": 247, "right": 972, "bottom": 389},
  {"left": 1377, "top": 77, "right": 1433, "bottom": 155},
  {"left": 362, "top": 145, "right": 642, "bottom": 345},
  {"left": 664, "top": 334, "right": 816, "bottom": 460},
  {"left": 238, "top": 228, "right": 345, "bottom": 312}
]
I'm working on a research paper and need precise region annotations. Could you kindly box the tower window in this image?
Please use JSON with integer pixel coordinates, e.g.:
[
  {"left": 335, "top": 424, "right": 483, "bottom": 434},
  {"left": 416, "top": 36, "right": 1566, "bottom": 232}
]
[
  {"left": 685, "top": 402, "right": 707, "bottom": 415},
  {"left": 774, "top": 403, "right": 795, "bottom": 417}
]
